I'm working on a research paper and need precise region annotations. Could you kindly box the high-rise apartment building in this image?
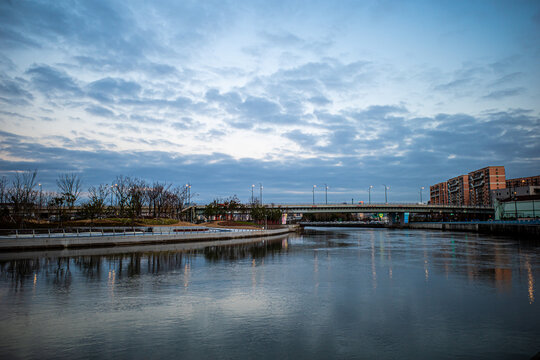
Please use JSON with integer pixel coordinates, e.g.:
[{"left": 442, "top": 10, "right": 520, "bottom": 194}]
[
  {"left": 447, "top": 175, "right": 470, "bottom": 206},
  {"left": 468, "top": 166, "right": 506, "bottom": 206},
  {"left": 506, "top": 175, "right": 540, "bottom": 189},
  {"left": 429, "top": 182, "right": 448, "bottom": 205}
]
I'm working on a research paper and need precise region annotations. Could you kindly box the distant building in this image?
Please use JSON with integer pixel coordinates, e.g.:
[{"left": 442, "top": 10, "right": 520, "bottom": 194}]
[
  {"left": 468, "top": 166, "right": 506, "bottom": 206},
  {"left": 492, "top": 186, "right": 540, "bottom": 202},
  {"left": 448, "top": 175, "right": 470, "bottom": 206},
  {"left": 429, "top": 165, "right": 507, "bottom": 207},
  {"left": 429, "top": 182, "right": 448, "bottom": 205},
  {"left": 506, "top": 175, "right": 540, "bottom": 189}
]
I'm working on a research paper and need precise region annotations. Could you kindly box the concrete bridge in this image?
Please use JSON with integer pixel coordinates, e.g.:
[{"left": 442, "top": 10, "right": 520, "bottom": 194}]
[{"left": 193, "top": 203, "right": 494, "bottom": 224}]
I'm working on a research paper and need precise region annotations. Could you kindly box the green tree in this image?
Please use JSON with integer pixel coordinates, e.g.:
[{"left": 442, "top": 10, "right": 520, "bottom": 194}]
[{"left": 204, "top": 199, "right": 226, "bottom": 220}]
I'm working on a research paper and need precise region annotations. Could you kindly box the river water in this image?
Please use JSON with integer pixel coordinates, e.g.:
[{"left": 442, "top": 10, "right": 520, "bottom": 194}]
[{"left": 0, "top": 228, "right": 538, "bottom": 359}]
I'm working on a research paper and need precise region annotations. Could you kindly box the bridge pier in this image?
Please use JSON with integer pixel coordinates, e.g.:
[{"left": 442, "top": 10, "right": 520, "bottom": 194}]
[{"left": 388, "top": 212, "right": 406, "bottom": 226}]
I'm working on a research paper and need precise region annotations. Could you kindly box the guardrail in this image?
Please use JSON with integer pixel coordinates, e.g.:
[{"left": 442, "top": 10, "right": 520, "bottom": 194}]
[
  {"left": 421, "top": 220, "right": 540, "bottom": 225},
  {"left": 0, "top": 226, "right": 261, "bottom": 239}
]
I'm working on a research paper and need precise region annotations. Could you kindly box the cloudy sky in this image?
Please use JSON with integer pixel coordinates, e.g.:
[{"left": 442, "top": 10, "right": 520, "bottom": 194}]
[{"left": 1, "top": 0, "right": 539, "bottom": 204}]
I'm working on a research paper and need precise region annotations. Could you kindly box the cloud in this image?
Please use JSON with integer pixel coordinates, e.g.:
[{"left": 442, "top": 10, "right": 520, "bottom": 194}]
[
  {"left": 1, "top": 1, "right": 539, "bottom": 203},
  {"left": 171, "top": 117, "right": 200, "bottom": 129},
  {"left": 87, "top": 77, "right": 141, "bottom": 103},
  {"left": 85, "top": 105, "right": 115, "bottom": 118},
  {"left": 1, "top": 105, "right": 539, "bottom": 203},
  {"left": 308, "top": 96, "right": 331, "bottom": 106},
  {"left": 0, "top": 27, "right": 40, "bottom": 49},
  {"left": 0, "top": 110, "right": 34, "bottom": 121},
  {"left": 283, "top": 130, "right": 319, "bottom": 147},
  {"left": 489, "top": 72, "right": 523, "bottom": 86},
  {"left": 25, "top": 64, "right": 82, "bottom": 97},
  {"left": 482, "top": 87, "right": 525, "bottom": 100},
  {"left": 130, "top": 114, "right": 165, "bottom": 125},
  {"left": 0, "top": 73, "right": 34, "bottom": 103},
  {"left": 259, "top": 31, "right": 303, "bottom": 46},
  {"left": 434, "top": 77, "right": 476, "bottom": 92}
]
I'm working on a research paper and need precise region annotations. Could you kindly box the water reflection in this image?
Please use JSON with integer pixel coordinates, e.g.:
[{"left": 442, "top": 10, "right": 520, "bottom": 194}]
[
  {"left": 0, "top": 231, "right": 537, "bottom": 303},
  {"left": 0, "top": 238, "right": 285, "bottom": 287},
  {"left": 0, "top": 229, "right": 538, "bottom": 360},
  {"left": 525, "top": 254, "right": 535, "bottom": 304}
]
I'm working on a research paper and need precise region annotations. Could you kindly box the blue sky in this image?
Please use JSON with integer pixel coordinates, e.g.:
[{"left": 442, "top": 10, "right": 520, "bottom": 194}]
[{"left": 1, "top": 0, "right": 539, "bottom": 204}]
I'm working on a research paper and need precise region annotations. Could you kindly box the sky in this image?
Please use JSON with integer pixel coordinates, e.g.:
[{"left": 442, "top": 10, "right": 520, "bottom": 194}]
[{"left": 1, "top": 0, "right": 539, "bottom": 204}]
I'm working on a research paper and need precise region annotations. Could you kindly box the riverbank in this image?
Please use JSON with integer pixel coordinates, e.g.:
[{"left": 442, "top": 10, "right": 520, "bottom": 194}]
[
  {"left": 0, "top": 226, "right": 298, "bottom": 251},
  {"left": 405, "top": 222, "right": 540, "bottom": 238},
  {"left": 300, "top": 221, "right": 539, "bottom": 238}
]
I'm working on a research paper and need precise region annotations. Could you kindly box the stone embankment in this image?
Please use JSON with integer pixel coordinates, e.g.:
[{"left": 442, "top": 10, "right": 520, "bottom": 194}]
[
  {"left": 406, "top": 222, "right": 540, "bottom": 238},
  {"left": 0, "top": 225, "right": 298, "bottom": 251}
]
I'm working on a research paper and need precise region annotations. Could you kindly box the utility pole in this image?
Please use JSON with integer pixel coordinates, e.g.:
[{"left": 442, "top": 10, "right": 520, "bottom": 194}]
[
  {"left": 369, "top": 185, "right": 373, "bottom": 204},
  {"left": 259, "top": 183, "right": 263, "bottom": 206},
  {"left": 251, "top": 184, "right": 255, "bottom": 204}
]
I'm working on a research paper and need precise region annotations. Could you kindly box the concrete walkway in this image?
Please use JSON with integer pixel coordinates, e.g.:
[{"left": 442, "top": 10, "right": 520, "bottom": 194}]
[{"left": 0, "top": 226, "right": 296, "bottom": 251}]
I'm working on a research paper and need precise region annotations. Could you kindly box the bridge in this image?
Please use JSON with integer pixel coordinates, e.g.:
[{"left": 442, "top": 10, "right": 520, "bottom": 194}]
[{"left": 193, "top": 203, "right": 494, "bottom": 224}]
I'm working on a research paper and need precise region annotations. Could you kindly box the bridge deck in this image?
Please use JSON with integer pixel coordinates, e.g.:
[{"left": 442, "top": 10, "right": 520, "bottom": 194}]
[{"left": 194, "top": 203, "right": 493, "bottom": 214}]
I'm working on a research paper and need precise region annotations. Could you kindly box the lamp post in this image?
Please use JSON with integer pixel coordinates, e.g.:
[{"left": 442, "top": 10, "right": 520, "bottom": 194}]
[
  {"left": 38, "top": 183, "right": 42, "bottom": 211},
  {"left": 185, "top": 183, "right": 191, "bottom": 205},
  {"left": 251, "top": 184, "right": 255, "bottom": 204},
  {"left": 312, "top": 185, "right": 317, "bottom": 205},
  {"left": 420, "top": 186, "right": 424, "bottom": 203},
  {"left": 325, "top": 184, "right": 328, "bottom": 204},
  {"left": 383, "top": 184, "right": 389, "bottom": 204},
  {"left": 369, "top": 185, "right": 373, "bottom": 204},
  {"left": 110, "top": 185, "right": 114, "bottom": 207},
  {"left": 185, "top": 183, "right": 192, "bottom": 222},
  {"left": 259, "top": 183, "right": 263, "bottom": 206}
]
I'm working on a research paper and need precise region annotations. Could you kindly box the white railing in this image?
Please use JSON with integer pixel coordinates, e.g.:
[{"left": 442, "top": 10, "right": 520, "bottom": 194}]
[{"left": 0, "top": 226, "right": 260, "bottom": 239}]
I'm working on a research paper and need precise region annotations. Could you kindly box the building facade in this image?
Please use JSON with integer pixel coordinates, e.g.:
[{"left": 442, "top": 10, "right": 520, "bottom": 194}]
[
  {"left": 506, "top": 175, "right": 540, "bottom": 189},
  {"left": 492, "top": 186, "right": 540, "bottom": 202},
  {"left": 468, "top": 166, "right": 506, "bottom": 206},
  {"left": 447, "top": 175, "right": 470, "bottom": 206},
  {"left": 429, "top": 182, "right": 448, "bottom": 205}
]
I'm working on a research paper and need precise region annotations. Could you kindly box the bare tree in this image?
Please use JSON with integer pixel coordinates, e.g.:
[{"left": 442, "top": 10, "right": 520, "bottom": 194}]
[
  {"left": 112, "top": 175, "right": 130, "bottom": 217},
  {"left": 169, "top": 185, "right": 188, "bottom": 219},
  {"left": 0, "top": 176, "right": 7, "bottom": 204},
  {"left": 81, "top": 184, "right": 110, "bottom": 223},
  {"left": 10, "top": 170, "right": 38, "bottom": 222},
  {"left": 56, "top": 173, "right": 82, "bottom": 210},
  {"left": 0, "top": 176, "right": 8, "bottom": 221},
  {"left": 146, "top": 181, "right": 171, "bottom": 218},
  {"left": 126, "top": 177, "right": 147, "bottom": 220}
]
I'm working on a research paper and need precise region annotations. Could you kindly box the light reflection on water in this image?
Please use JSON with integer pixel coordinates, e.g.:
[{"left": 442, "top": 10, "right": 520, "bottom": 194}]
[{"left": 0, "top": 228, "right": 539, "bottom": 360}]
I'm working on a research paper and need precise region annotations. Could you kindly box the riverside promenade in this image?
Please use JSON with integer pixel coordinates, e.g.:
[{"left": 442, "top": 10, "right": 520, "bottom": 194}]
[{"left": 0, "top": 226, "right": 297, "bottom": 251}]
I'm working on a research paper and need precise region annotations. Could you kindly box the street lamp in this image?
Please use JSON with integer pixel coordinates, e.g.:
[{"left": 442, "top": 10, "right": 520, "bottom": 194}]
[
  {"left": 251, "top": 184, "right": 255, "bottom": 204},
  {"left": 110, "top": 185, "right": 114, "bottom": 207},
  {"left": 312, "top": 185, "right": 317, "bottom": 205},
  {"left": 325, "top": 184, "right": 328, "bottom": 205},
  {"left": 38, "top": 183, "right": 42, "bottom": 212},
  {"left": 369, "top": 185, "right": 373, "bottom": 204},
  {"left": 185, "top": 183, "right": 191, "bottom": 205},
  {"left": 420, "top": 186, "right": 425, "bottom": 203},
  {"left": 383, "top": 184, "right": 390, "bottom": 204}
]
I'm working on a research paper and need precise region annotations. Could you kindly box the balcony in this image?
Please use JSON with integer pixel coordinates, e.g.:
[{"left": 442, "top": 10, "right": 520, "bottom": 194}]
[{"left": 471, "top": 173, "right": 484, "bottom": 181}]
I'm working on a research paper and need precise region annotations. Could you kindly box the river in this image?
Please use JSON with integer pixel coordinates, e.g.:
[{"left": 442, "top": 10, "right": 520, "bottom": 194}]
[{"left": 0, "top": 228, "right": 538, "bottom": 359}]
